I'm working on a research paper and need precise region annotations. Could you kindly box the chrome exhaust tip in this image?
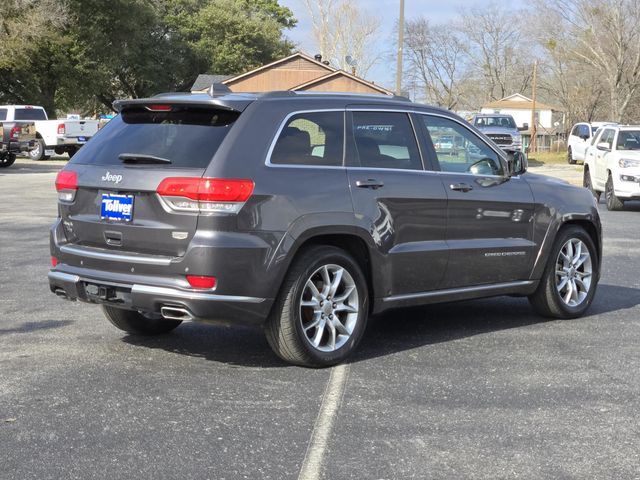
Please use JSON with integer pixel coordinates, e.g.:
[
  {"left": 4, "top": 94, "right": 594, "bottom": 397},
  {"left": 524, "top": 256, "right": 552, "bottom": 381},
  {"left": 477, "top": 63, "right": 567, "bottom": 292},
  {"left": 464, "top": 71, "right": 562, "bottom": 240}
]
[{"left": 160, "top": 306, "right": 195, "bottom": 321}]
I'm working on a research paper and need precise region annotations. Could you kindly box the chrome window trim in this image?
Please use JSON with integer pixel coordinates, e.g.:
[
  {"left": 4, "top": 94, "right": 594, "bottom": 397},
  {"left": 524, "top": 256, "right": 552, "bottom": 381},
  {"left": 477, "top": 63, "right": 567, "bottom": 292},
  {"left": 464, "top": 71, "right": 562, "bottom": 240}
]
[{"left": 264, "top": 109, "right": 347, "bottom": 170}]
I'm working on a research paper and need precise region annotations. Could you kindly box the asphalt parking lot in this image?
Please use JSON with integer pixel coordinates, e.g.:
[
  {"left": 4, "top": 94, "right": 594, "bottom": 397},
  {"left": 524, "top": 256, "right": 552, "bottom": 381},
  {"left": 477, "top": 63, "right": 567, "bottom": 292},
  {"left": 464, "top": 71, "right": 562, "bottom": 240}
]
[{"left": 1, "top": 158, "right": 639, "bottom": 479}]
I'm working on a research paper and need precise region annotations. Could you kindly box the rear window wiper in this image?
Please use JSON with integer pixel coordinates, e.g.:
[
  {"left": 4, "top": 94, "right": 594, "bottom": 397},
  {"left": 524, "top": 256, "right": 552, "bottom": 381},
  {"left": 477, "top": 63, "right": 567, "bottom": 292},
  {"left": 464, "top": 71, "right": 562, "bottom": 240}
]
[{"left": 118, "top": 153, "right": 172, "bottom": 164}]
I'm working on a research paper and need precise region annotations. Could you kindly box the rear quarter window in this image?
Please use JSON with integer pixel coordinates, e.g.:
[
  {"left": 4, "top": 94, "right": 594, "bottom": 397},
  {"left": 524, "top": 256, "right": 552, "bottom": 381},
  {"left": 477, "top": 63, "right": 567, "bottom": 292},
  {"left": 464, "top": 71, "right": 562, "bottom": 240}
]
[
  {"left": 270, "top": 111, "right": 344, "bottom": 166},
  {"left": 70, "top": 106, "right": 239, "bottom": 168}
]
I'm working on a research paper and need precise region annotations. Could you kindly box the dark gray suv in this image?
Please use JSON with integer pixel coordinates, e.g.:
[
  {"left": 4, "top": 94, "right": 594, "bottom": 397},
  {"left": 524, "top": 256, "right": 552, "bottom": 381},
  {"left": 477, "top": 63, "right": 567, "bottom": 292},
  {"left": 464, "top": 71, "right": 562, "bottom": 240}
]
[{"left": 49, "top": 90, "right": 602, "bottom": 367}]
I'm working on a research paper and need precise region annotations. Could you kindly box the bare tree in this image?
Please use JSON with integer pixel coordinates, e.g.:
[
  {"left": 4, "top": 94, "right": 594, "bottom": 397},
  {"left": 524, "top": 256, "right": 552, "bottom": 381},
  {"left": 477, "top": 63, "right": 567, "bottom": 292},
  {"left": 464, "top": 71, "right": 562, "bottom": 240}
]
[
  {"left": 538, "top": 0, "right": 640, "bottom": 122},
  {"left": 404, "top": 18, "right": 467, "bottom": 109},
  {"left": 300, "top": 0, "right": 382, "bottom": 77},
  {"left": 459, "top": 3, "right": 532, "bottom": 102}
]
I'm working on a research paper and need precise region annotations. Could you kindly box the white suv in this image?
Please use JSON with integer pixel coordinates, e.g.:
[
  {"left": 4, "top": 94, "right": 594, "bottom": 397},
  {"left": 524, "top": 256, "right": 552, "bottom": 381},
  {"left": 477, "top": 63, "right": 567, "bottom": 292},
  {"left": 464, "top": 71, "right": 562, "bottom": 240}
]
[
  {"left": 568, "top": 122, "right": 616, "bottom": 164},
  {"left": 583, "top": 125, "right": 640, "bottom": 210}
]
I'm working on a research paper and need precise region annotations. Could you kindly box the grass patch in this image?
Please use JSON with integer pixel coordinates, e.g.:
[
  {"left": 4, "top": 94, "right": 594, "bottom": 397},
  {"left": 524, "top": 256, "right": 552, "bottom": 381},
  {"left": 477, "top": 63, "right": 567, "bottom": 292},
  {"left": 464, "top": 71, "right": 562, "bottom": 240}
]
[{"left": 527, "top": 151, "right": 567, "bottom": 166}]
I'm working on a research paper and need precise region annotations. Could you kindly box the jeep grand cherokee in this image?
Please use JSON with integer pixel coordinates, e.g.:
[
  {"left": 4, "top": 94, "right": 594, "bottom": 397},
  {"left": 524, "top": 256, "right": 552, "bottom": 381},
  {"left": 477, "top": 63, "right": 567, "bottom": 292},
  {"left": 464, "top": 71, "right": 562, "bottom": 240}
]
[{"left": 49, "top": 90, "right": 602, "bottom": 367}]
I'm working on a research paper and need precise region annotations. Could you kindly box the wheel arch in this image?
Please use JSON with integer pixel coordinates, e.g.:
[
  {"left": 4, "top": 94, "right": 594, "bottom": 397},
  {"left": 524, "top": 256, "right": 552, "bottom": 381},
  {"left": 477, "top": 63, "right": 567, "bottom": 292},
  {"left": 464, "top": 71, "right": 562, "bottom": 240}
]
[{"left": 270, "top": 227, "right": 380, "bottom": 313}]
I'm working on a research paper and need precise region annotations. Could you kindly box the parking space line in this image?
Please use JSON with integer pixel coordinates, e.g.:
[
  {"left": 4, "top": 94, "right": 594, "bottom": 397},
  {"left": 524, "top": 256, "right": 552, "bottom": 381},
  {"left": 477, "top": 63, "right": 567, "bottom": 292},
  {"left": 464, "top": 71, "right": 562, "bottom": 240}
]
[{"left": 297, "top": 363, "right": 349, "bottom": 480}]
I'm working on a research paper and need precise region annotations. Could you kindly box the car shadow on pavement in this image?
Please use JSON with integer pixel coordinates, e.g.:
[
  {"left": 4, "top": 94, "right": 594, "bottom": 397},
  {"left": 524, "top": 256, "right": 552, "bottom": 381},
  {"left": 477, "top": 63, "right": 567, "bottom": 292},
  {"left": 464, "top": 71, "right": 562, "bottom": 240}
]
[
  {"left": 0, "top": 320, "right": 74, "bottom": 335},
  {"left": 120, "top": 283, "right": 640, "bottom": 368},
  {"left": 121, "top": 324, "right": 290, "bottom": 368}
]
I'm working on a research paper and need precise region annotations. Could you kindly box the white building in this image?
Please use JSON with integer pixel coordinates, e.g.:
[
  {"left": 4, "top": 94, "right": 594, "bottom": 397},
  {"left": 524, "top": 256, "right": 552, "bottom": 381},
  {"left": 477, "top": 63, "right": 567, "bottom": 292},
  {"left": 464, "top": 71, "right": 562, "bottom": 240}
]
[{"left": 480, "top": 93, "right": 557, "bottom": 129}]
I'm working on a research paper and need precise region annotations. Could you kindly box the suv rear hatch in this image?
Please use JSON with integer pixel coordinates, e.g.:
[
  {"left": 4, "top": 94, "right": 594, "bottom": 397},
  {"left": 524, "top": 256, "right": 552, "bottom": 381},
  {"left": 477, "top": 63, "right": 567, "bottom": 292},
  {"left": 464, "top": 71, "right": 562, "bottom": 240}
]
[
  {"left": 56, "top": 101, "right": 243, "bottom": 259},
  {"left": 63, "top": 119, "right": 99, "bottom": 140}
]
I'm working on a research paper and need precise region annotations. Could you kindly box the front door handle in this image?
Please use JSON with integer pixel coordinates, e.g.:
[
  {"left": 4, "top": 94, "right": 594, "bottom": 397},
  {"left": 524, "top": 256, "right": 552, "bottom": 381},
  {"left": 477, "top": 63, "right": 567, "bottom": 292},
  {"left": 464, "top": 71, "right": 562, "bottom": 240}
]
[
  {"left": 449, "top": 182, "right": 473, "bottom": 192},
  {"left": 356, "top": 179, "right": 384, "bottom": 190}
]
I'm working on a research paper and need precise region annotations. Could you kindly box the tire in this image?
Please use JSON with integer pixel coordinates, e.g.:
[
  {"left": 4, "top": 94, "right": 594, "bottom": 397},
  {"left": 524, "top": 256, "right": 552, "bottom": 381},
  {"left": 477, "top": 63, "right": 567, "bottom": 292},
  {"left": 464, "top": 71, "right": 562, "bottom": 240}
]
[
  {"left": 67, "top": 147, "right": 78, "bottom": 159},
  {"left": 583, "top": 167, "right": 600, "bottom": 202},
  {"left": 0, "top": 154, "right": 16, "bottom": 168},
  {"left": 265, "top": 245, "right": 369, "bottom": 367},
  {"left": 102, "top": 305, "right": 182, "bottom": 335},
  {"left": 605, "top": 173, "right": 624, "bottom": 211},
  {"left": 567, "top": 147, "right": 576, "bottom": 164},
  {"left": 29, "top": 138, "right": 46, "bottom": 161},
  {"left": 528, "top": 226, "right": 598, "bottom": 319}
]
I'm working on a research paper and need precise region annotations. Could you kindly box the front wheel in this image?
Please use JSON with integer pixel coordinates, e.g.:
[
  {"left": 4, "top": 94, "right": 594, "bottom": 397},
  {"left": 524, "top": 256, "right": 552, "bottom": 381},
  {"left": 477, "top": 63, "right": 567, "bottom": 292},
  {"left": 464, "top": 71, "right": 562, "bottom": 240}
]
[
  {"left": 265, "top": 246, "right": 369, "bottom": 367},
  {"left": 102, "top": 305, "right": 182, "bottom": 335},
  {"left": 567, "top": 147, "right": 576, "bottom": 164},
  {"left": 529, "top": 226, "right": 598, "bottom": 319},
  {"left": 29, "top": 138, "right": 46, "bottom": 161},
  {"left": 605, "top": 173, "right": 624, "bottom": 211}
]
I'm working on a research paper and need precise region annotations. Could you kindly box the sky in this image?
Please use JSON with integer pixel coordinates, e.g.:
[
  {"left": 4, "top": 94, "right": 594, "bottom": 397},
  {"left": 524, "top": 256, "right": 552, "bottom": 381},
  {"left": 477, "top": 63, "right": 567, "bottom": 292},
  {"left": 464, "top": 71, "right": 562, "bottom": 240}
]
[{"left": 278, "top": 0, "right": 525, "bottom": 89}]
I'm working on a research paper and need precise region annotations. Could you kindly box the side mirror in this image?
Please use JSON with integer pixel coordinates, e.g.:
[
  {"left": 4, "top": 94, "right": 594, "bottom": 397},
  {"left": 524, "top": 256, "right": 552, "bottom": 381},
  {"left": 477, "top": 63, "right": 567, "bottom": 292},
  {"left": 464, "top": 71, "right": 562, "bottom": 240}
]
[
  {"left": 507, "top": 151, "right": 528, "bottom": 176},
  {"left": 518, "top": 123, "right": 528, "bottom": 132},
  {"left": 580, "top": 134, "right": 590, "bottom": 141},
  {"left": 597, "top": 142, "right": 611, "bottom": 151}
]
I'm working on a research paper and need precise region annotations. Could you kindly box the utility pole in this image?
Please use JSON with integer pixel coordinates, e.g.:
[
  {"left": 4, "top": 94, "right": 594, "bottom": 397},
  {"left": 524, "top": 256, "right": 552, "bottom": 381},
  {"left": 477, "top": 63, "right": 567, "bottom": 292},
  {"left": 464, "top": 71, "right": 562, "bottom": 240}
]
[
  {"left": 529, "top": 60, "right": 538, "bottom": 154},
  {"left": 395, "top": 0, "right": 405, "bottom": 95}
]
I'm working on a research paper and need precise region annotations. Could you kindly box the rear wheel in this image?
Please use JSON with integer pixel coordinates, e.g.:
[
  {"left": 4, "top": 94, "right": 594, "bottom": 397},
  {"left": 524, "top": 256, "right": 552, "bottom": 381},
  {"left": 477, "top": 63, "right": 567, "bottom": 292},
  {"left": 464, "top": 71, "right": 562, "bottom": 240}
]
[
  {"left": 605, "top": 173, "right": 624, "bottom": 211},
  {"left": 265, "top": 245, "right": 368, "bottom": 367},
  {"left": 67, "top": 147, "right": 78, "bottom": 159},
  {"left": 0, "top": 154, "right": 16, "bottom": 168},
  {"left": 529, "top": 226, "right": 598, "bottom": 318},
  {"left": 567, "top": 147, "right": 576, "bottom": 164},
  {"left": 583, "top": 167, "right": 600, "bottom": 202},
  {"left": 29, "top": 138, "right": 46, "bottom": 161},
  {"left": 102, "top": 305, "right": 182, "bottom": 335}
]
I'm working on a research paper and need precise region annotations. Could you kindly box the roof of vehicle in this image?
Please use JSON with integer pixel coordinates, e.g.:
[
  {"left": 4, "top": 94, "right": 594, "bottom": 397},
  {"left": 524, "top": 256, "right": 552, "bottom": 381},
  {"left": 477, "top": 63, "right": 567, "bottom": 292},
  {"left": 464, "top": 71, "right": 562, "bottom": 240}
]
[
  {"left": 0, "top": 105, "right": 46, "bottom": 109},
  {"left": 113, "top": 90, "right": 430, "bottom": 114},
  {"left": 472, "top": 113, "right": 515, "bottom": 117}
]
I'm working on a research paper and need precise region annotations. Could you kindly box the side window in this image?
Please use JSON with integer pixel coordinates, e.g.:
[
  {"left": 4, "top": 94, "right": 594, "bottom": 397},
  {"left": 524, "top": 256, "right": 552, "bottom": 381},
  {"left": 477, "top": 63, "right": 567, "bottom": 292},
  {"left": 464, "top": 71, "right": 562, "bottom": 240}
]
[
  {"left": 270, "top": 111, "right": 344, "bottom": 166},
  {"left": 0, "top": 108, "right": 6, "bottom": 121},
  {"left": 422, "top": 115, "right": 504, "bottom": 176},
  {"left": 600, "top": 129, "right": 615, "bottom": 148},
  {"left": 351, "top": 112, "right": 422, "bottom": 170},
  {"left": 571, "top": 125, "right": 580, "bottom": 136}
]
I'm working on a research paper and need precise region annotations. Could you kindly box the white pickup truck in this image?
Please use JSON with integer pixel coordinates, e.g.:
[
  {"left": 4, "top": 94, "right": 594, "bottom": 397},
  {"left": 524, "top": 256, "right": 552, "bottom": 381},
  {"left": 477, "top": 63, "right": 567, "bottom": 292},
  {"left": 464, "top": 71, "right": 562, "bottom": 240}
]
[{"left": 0, "top": 105, "right": 100, "bottom": 160}]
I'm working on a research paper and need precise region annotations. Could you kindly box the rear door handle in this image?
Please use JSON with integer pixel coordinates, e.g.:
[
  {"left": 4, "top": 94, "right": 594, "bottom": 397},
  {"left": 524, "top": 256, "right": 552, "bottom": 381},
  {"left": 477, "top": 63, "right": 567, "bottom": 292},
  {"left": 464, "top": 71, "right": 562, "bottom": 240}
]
[
  {"left": 356, "top": 179, "right": 384, "bottom": 190},
  {"left": 449, "top": 183, "right": 473, "bottom": 192}
]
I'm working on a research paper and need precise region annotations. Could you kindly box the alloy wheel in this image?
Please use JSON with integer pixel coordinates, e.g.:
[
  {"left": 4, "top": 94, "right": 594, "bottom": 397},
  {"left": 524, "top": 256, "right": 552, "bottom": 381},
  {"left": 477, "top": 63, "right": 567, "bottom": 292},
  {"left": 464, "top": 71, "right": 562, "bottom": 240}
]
[
  {"left": 555, "top": 238, "right": 592, "bottom": 307},
  {"left": 299, "top": 264, "right": 359, "bottom": 352}
]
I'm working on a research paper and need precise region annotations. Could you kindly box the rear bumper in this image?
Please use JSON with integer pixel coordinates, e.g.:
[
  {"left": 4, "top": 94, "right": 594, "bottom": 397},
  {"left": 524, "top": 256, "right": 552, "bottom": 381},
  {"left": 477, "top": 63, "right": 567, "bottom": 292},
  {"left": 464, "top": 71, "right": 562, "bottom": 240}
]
[
  {"left": 48, "top": 268, "right": 273, "bottom": 326},
  {"left": 1, "top": 139, "right": 35, "bottom": 154},
  {"left": 56, "top": 136, "right": 92, "bottom": 146}
]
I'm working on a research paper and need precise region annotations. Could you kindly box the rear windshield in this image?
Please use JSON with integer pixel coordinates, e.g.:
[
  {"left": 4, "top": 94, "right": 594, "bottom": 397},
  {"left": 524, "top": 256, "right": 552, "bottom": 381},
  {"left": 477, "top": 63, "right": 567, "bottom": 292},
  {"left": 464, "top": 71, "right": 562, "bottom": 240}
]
[
  {"left": 14, "top": 108, "right": 47, "bottom": 120},
  {"left": 70, "top": 105, "right": 240, "bottom": 168}
]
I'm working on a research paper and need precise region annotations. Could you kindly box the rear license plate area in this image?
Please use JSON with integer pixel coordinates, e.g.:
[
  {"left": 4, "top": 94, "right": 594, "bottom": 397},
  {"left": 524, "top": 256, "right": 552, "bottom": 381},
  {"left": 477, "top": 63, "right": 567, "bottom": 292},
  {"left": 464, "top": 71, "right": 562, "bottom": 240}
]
[{"left": 101, "top": 193, "right": 134, "bottom": 222}]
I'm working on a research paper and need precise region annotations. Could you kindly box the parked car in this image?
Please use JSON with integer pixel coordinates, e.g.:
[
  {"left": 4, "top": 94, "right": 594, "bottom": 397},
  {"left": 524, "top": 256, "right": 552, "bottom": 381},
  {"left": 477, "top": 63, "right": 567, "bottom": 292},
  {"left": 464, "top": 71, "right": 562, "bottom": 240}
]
[
  {"left": 584, "top": 124, "right": 640, "bottom": 210},
  {"left": 0, "top": 120, "right": 36, "bottom": 167},
  {"left": 471, "top": 114, "right": 523, "bottom": 152},
  {"left": 0, "top": 105, "right": 99, "bottom": 160},
  {"left": 567, "top": 121, "right": 616, "bottom": 164},
  {"left": 49, "top": 91, "right": 602, "bottom": 367}
]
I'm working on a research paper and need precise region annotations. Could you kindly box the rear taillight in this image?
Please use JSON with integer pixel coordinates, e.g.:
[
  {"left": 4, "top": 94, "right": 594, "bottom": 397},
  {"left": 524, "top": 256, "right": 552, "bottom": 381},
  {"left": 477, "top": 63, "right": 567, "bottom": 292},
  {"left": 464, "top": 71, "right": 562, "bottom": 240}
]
[
  {"left": 9, "top": 126, "right": 20, "bottom": 140},
  {"left": 156, "top": 177, "right": 254, "bottom": 214},
  {"left": 51, "top": 256, "right": 58, "bottom": 267},
  {"left": 186, "top": 275, "right": 217, "bottom": 289},
  {"left": 55, "top": 170, "right": 78, "bottom": 202},
  {"left": 57, "top": 123, "right": 65, "bottom": 135}
]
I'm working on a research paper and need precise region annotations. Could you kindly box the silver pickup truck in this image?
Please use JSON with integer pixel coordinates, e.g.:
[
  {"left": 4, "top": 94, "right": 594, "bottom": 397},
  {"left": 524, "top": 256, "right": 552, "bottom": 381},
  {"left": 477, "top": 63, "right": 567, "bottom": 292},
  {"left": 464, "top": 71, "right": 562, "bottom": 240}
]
[{"left": 0, "top": 121, "right": 36, "bottom": 168}]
